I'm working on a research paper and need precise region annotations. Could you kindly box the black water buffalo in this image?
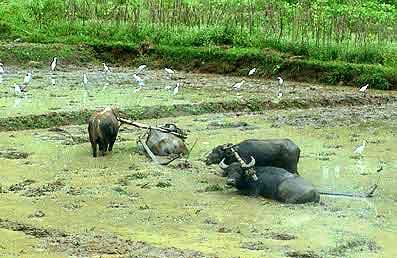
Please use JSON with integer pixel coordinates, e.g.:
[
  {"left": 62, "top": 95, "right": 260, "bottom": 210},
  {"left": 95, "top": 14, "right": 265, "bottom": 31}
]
[
  {"left": 223, "top": 163, "right": 320, "bottom": 204},
  {"left": 206, "top": 139, "right": 300, "bottom": 174},
  {"left": 88, "top": 107, "right": 120, "bottom": 157}
]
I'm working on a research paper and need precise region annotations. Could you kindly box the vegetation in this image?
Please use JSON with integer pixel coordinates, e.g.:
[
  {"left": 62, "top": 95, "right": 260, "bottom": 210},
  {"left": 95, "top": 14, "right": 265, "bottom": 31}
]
[{"left": 0, "top": 0, "right": 396, "bottom": 88}]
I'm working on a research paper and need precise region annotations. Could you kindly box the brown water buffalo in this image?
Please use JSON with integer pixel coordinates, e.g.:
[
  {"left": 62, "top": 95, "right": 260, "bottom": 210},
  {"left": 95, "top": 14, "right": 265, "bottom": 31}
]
[
  {"left": 138, "top": 123, "right": 188, "bottom": 165},
  {"left": 88, "top": 107, "right": 120, "bottom": 157}
]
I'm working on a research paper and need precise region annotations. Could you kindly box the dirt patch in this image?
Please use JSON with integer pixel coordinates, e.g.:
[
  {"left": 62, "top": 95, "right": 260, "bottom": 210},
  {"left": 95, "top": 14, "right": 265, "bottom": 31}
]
[
  {"left": 262, "top": 232, "right": 297, "bottom": 240},
  {"left": 329, "top": 237, "right": 380, "bottom": 256},
  {"left": 0, "top": 149, "right": 30, "bottom": 159},
  {"left": 23, "top": 180, "right": 65, "bottom": 197},
  {"left": 285, "top": 250, "right": 322, "bottom": 258},
  {"left": 241, "top": 241, "right": 270, "bottom": 251},
  {"left": 8, "top": 179, "right": 36, "bottom": 192},
  {"left": 0, "top": 219, "right": 213, "bottom": 257}
]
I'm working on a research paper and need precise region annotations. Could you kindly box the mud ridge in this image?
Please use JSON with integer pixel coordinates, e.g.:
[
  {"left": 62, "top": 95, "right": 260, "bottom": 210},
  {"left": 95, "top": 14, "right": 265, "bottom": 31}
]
[
  {"left": 0, "top": 219, "right": 213, "bottom": 258},
  {"left": 1, "top": 94, "right": 396, "bottom": 132}
]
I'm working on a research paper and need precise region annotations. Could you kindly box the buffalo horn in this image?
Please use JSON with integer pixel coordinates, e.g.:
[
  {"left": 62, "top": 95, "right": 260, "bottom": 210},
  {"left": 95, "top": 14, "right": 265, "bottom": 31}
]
[
  {"left": 218, "top": 158, "right": 229, "bottom": 169},
  {"left": 242, "top": 156, "right": 256, "bottom": 168}
]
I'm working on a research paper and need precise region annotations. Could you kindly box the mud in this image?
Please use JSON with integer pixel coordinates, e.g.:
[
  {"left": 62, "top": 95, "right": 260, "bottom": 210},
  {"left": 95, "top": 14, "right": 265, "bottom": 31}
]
[
  {"left": 0, "top": 219, "right": 211, "bottom": 258},
  {"left": 0, "top": 66, "right": 396, "bottom": 258}
]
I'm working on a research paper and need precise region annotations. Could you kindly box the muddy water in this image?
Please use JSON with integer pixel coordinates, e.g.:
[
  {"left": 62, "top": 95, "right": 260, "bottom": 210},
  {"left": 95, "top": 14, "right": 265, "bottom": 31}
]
[
  {"left": 0, "top": 65, "right": 389, "bottom": 118},
  {"left": 0, "top": 109, "right": 396, "bottom": 257}
]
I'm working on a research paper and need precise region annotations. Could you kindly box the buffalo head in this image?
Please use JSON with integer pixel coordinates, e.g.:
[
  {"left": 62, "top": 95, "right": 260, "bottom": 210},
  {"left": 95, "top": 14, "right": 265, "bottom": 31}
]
[{"left": 205, "top": 143, "right": 234, "bottom": 165}]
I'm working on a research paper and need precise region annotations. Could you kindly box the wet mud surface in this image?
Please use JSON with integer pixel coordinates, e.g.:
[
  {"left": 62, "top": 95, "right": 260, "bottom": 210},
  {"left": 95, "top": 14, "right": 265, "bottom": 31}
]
[{"left": 0, "top": 66, "right": 396, "bottom": 258}]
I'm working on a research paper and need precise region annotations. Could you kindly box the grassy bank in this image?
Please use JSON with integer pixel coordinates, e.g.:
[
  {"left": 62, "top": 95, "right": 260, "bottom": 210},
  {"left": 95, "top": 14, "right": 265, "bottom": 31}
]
[{"left": 1, "top": 43, "right": 396, "bottom": 90}]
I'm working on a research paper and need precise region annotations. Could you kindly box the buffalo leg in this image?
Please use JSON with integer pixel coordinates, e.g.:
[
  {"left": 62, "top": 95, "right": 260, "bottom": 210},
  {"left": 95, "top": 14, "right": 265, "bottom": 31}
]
[
  {"left": 108, "top": 137, "right": 116, "bottom": 152},
  {"left": 91, "top": 142, "right": 97, "bottom": 157},
  {"left": 98, "top": 141, "right": 105, "bottom": 156}
]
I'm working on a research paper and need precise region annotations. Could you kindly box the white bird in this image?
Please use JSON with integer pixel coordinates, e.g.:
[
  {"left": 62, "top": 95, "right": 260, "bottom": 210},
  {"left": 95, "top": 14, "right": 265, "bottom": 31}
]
[
  {"left": 133, "top": 86, "right": 142, "bottom": 93},
  {"left": 354, "top": 140, "right": 367, "bottom": 155},
  {"left": 23, "top": 72, "right": 32, "bottom": 85},
  {"left": 173, "top": 82, "right": 180, "bottom": 96},
  {"left": 165, "top": 68, "right": 174, "bottom": 79},
  {"left": 51, "top": 57, "right": 57, "bottom": 71},
  {"left": 136, "top": 65, "right": 147, "bottom": 74},
  {"left": 103, "top": 63, "right": 111, "bottom": 73},
  {"left": 133, "top": 74, "right": 145, "bottom": 87},
  {"left": 83, "top": 73, "right": 88, "bottom": 87},
  {"left": 232, "top": 80, "right": 245, "bottom": 90},
  {"left": 248, "top": 68, "right": 256, "bottom": 76},
  {"left": 277, "top": 76, "right": 284, "bottom": 86},
  {"left": 0, "top": 63, "right": 4, "bottom": 74},
  {"left": 165, "top": 68, "right": 174, "bottom": 75},
  {"left": 14, "top": 84, "right": 22, "bottom": 95},
  {"left": 359, "top": 84, "right": 369, "bottom": 92}
]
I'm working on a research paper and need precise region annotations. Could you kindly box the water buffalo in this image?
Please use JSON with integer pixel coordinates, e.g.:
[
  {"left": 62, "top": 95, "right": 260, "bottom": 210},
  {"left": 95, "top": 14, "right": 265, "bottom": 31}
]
[
  {"left": 222, "top": 162, "right": 320, "bottom": 204},
  {"left": 138, "top": 123, "right": 188, "bottom": 165},
  {"left": 88, "top": 107, "right": 120, "bottom": 157},
  {"left": 206, "top": 139, "right": 300, "bottom": 174}
]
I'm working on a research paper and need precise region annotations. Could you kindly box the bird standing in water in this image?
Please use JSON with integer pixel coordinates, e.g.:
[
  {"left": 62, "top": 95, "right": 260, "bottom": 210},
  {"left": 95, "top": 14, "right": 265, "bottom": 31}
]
[
  {"left": 103, "top": 63, "right": 111, "bottom": 73},
  {"left": 173, "top": 82, "right": 180, "bottom": 96},
  {"left": 232, "top": 80, "right": 245, "bottom": 90},
  {"left": 359, "top": 84, "right": 369, "bottom": 92},
  {"left": 354, "top": 140, "right": 367, "bottom": 155},
  {"left": 51, "top": 57, "right": 57, "bottom": 71},
  {"left": 23, "top": 72, "right": 32, "bottom": 85},
  {"left": 277, "top": 76, "right": 283, "bottom": 86},
  {"left": 83, "top": 73, "right": 88, "bottom": 89},
  {"left": 165, "top": 68, "right": 174, "bottom": 79}
]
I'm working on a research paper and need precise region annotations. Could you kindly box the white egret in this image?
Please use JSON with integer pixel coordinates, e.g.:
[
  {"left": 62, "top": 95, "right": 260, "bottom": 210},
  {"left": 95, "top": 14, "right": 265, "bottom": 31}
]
[
  {"left": 173, "top": 82, "right": 180, "bottom": 96},
  {"left": 277, "top": 76, "right": 284, "bottom": 86},
  {"left": 83, "top": 73, "right": 88, "bottom": 88},
  {"left": 359, "top": 84, "right": 369, "bottom": 92},
  {"left": 133, "top": 74, "right": 145, "bottom": 87},
  {"left": 103, "top": 63, "right": 111, "bottom": 73},
  {"left": 232, "top": 80, "right": 245, "bottom": 90},
  {"left": 354, "top": 140, "right": 367, "bottom": 155},
  {"left": 23, "top": 72, "right": 32, "bottom": 85},
  {"left": 248, "top": 68, "right": 256, "bottom": 76},
  {"left": 51, "top": 57, "right": 57, "bottom": 71},
  {"left": 165, "top": 68, "right": 174, "bottom": 79},
  {"left": 133, "top": 86, "right": 142, "bottom": 93},
  {"left": 14, "top": 84, "right": 22, "bottom": 95},
  {"left": 136, "top": 64, "right": 147, "bottom": 74},
  {"left": 0, "top": 63, "right": 4, "bottom": 74},
  {"left": 277, "top": 90, "right": 283, "bottom": 98}
]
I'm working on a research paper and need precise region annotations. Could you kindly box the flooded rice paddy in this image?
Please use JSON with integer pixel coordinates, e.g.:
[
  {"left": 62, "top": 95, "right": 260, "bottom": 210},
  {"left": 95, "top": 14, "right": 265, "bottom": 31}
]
[{"left": 0, "top": 66, "right": 396, "bottom": 258}]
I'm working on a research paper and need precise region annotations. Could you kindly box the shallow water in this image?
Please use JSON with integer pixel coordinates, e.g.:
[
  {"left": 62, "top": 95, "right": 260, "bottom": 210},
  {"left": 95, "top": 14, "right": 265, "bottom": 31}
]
[
  {"left": 0, "top": 110, "right": 396, "bottom": 257},
  {"left": 0, "top": 65, "right": 387, "bottom": 118}
]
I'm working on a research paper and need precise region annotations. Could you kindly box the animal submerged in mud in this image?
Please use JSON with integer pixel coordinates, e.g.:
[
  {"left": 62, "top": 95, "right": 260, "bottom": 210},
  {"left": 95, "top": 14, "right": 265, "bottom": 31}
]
[
  {"left": 221, "top": 162, "right": 320, "bottom": 204},
  {"left": 138, "top": 123, "right": 188, "bottom": 165},
  {"left": 206, "top": 139, "right": 301, "bottom": 174},
  {"left": 88, "top": 107, "right": 120, "bottom": 157}
]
